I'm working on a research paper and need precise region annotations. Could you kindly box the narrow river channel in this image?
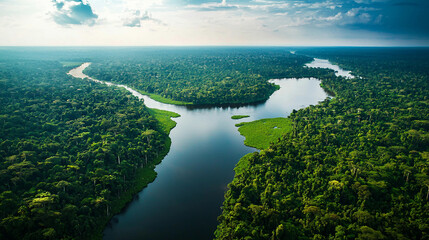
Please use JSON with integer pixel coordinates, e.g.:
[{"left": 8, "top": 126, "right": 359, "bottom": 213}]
[{"left": 68, "top": 58, "right": 351, "bottom": 240}]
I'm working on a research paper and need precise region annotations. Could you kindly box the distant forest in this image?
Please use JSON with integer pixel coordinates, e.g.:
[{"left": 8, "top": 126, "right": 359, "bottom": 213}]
[{"left": 84, "top": 48, "right": 334, "bottom": 105}]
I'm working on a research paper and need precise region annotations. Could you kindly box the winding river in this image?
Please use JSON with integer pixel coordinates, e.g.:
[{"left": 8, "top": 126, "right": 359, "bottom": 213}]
[{"left": 68, "top": 58, "right": 351, "bottom": 240}]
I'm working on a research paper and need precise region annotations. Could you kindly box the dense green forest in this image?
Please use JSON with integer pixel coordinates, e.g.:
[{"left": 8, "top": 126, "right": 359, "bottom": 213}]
[
  {"left": 216, "top": 48, "right": 429, "bottom": 239},
  {"left": 84, "top": 48, "right": 332, "bottom": 105},
  {"left": 2, "top": 47, "right": 428, "bottom": 240},
  {"left": 0, "top": 59, "right": 175, "bottom": 239}
]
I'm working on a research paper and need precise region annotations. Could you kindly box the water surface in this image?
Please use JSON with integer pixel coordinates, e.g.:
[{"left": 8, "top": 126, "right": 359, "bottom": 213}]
[
  {"left": 306, "top": 58, "right": 354, "bottom": 78},
  {"left": 69, "top": 59, "right": 333, "bottom": 240}
]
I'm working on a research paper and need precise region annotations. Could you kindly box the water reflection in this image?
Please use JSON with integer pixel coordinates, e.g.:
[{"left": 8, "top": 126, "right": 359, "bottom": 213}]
[
  {"left": 306, "top": 58, "right": 354, "bottom": 78},
  {"left": 68, "top": 60, "right": 335, "bottom": 240}
]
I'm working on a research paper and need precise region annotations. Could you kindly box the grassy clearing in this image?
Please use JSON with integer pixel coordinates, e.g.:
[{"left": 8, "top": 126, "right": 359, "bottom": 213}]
[
  {"left": 236, "top": 117, "right": 292, "bottom": 150},
  {"left": 231, "top": 115, "right": 250, "bottom": 120},
  {"left": 147, "top": 108, "right": 180, "bottom": 134},
  {"left": 136, "top": 90, "right": 193, "bottom": 105}
]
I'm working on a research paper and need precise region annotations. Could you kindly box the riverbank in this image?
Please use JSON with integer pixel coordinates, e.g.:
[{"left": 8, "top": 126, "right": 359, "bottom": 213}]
[
  {"left": 125, "top": 86, "right": 280, "bottom": 107},
  {"left": 215, "top": 48, "right": 428, "bottom": 240},
  {"left": 229, "top": 56, "right": 352, "bottom": 182},
  {"left": 70, "top": 58, "right": 334, "bottom": 239},
  {"left": 100, "top": 68, "right": 329, "bottom": 239},
  {"left": 68, "top": 63, "right": 181, "bottom": 239},
  {"left": 82, "top": 64, "right": 280, "bottom": 107},
  {"left": 135, "top": 90, "right": 193, "bottom": 106},
  {"left": 91, "top": 137, "right": 172, "bottom": 240},
  {"left": 89, "top": 107, "right": 178, "bottom": 240}
]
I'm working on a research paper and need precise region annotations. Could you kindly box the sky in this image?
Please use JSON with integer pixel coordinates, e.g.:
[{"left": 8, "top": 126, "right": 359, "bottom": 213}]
[{"left": 0, "top": 0, "right": 428, "bottom": 46}]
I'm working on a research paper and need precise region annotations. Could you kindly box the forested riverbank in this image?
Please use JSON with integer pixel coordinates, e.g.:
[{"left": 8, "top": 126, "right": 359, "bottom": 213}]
[
  {"left": 84, "top": 48, "right": 334, "bottom": 105},
  {"left": 0, "top": 47, "right": 334, "bottom": 240},
  {"left": 215, "top": 48, "right": 429, "bottom": 239},
  {"left": 0, "top": 59, "right": 177, "bottom": 239},
  {"left": 1, "top": 47, "right": 427, "bottom": 240}
]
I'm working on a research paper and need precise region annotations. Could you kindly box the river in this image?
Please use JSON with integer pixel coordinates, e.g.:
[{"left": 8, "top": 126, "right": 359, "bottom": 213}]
[
  {"left": 305, "top": 58, "right": 354, "bottom": 78},
  {"left": 68, "top": 58, "right": 351, "bottom": 240}
]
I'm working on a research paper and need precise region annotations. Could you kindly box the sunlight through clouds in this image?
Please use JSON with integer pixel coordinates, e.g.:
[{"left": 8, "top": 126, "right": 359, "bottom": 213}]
[{"left": 0, "top": 0, "right": 428, "bottom": 45}]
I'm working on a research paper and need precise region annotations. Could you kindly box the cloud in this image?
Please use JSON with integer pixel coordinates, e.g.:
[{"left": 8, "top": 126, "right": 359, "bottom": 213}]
[
  {"left": 123, "top": 10, "right": 164, "bottom": 27},
  {"left": 187, "top": 0, "right": 239, "bottom": 11},
  {"left": 341, "top": 0, "right": 429, "bottom": 37},
  {"left": 47, "top": 0, "right": 429, "bottom": 40},
  {"left": 346, "top": 7, "right": 378, "bottom": 17},
  {"left": 254, "top": 0, "right": 427, "bottom": 38},
  {"left": 52, "top": 0, "right": 98, "bottom": 26},
  {"left": 321, "top": 12, "right": 343, "bottom": 22},
  {"left": 358, "top": 12, "right": 371, "bottom": 23},
  {"left": 354, "top": 0, "right": 390, "bottom": 3},
  {"left": 342, "top": 7, "right": 379, "bottom": 26}
]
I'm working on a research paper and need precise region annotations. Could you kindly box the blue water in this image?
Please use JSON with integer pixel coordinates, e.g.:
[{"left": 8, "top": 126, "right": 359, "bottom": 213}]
[{"left": 69, "top": 59, "right": 332, "bottom": 240}]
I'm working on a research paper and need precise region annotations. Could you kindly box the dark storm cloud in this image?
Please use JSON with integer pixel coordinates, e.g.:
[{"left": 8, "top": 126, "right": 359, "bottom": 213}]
[
  {"left": 52, "top": 0, "right": 98, "bottom": 26},
  {"left": 228, "top": 0, "right": 429, "bottom": 38},
  {"left": 342, "top": 0, "right": 429, "bottom": 37}
]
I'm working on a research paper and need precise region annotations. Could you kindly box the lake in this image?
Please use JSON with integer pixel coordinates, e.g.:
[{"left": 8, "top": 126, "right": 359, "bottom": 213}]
[{"left": 68, "top": 58, "right": 348, "bottom": 240}]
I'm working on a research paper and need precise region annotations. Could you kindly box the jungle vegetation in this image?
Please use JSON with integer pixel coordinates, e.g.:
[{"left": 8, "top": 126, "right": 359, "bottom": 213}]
[
  {"left": 84, "top": 48, "right": 333, "bottom": 105},
  {"left": 215, "top": 48, "right": 429, "bottom": 240},
  {"left": 0, "top": 47, "right": 334, "bottom": 240},
  {"left": 1, "top": 47, "right": 427, "bottom": 240},
  {"left": 0, "top": 59, "right": 176, "bottom": 239}
]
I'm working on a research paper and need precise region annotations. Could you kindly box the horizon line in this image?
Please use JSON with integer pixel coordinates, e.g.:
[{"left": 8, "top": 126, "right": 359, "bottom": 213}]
[{"left": 1, "top": 45, "right": 429, "bottom": 48}]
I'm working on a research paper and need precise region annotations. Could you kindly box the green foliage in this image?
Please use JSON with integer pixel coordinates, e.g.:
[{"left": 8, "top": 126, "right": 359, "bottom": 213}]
[
  {"left": 233, "top": 153, "right": 254, "bottom": 183},
  {"left": 60, "top": 61, "right": 83, "bottom": 68},
  {"left": 0, "top": 47, "right": 334, "bottom": 240},
  {"left": 231, "top": 115, "right": 250, "bottom": 120},
  {"left": 147, "top": 108, "right": 180, "bottom": 135},
  {"left": 236, "top": 118, "right": 292, "bottom": 149},
  {"left": 137, "top": 90, "right": 192, "bottom": 105},
  {"left": 216, "top": 48, "right": 429, "bottom": 240},
  {"left": 84, "top": 48, "right": 331, "bottom": 105},
  {"left": 0, "top": 59, "right": 173, "bottom": 239}
]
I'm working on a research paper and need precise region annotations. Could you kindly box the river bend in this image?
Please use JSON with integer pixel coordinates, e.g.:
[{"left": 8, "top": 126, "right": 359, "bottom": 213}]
[{"left": 68, "top": 58, "right": 350, "bottom": 240}]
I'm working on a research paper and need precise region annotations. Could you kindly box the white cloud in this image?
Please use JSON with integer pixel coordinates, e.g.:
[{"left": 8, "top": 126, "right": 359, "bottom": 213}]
[
  {"left": 0, "top": 0, "right": 426, "bottom": 46},
  {"left": 51, "top": 0, "right": 98, "bottom": 26},
  {"left": 346, "top": 8, "right": 358, "bottom": 17},
  {"left": 358, "top": 12, "right": 371, "bottom": 23},
  {"left": 342, "top": 7, "right": 381, "bottom": 25},
  {"left": 186, "top": 0, "right": 239, "bottom": 11},
  {"left": 346, "top": 7, "right": 378, "bottom": 17},
  {"left": 123, "top": 0, "right": 164, "bottom": 9},
  {"left": 123, "top": 10, "right": 149, "bottom": 27},
  {"left": 322, "top": 12, "right": 342, "bottom": 21}
]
